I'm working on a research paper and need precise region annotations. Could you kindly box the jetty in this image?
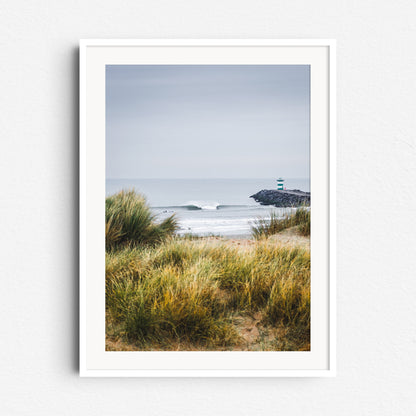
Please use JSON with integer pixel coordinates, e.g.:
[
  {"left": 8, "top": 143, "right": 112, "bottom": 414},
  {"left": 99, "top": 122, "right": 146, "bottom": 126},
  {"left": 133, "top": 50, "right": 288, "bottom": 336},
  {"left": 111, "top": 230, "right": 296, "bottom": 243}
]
[{"left": 250, "top": 189, "right": 310, "bottom": 207}]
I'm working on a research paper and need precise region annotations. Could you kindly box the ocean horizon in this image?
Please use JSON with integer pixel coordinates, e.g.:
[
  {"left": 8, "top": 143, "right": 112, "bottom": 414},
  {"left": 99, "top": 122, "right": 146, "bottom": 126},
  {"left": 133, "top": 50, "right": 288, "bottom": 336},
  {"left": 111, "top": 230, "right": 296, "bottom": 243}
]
[{"left": 106, "top": 178, "right": 309, "bottom": 237}]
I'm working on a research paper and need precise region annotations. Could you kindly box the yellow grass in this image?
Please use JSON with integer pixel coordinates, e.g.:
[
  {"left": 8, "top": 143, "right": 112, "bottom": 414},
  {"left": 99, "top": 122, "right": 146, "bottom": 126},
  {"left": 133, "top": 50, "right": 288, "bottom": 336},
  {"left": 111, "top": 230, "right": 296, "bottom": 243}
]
[
  {"left": 106, "top": 236, "right": 310, "bottom": 351},
  {"left": 105, "top": 190, "right": 310, "bottom": 351},
  {"left": 251, "top": 208, "right": 310, "bottom": 239}
]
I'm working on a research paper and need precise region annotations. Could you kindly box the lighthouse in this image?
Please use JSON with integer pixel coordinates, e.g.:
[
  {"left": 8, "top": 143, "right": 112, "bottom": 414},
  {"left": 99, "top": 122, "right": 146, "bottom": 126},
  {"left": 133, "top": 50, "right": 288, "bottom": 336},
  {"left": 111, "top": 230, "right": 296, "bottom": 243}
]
[{"left": 277, "top": 178, "right": 284, "bottom": 190}]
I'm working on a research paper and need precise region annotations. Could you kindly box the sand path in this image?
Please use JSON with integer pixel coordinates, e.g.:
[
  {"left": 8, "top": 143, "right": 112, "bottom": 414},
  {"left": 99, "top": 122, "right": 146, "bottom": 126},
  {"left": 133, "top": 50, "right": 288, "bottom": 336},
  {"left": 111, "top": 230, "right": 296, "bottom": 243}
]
[{"left": 199, "top": 227, "right": 310, "bottom": 251}]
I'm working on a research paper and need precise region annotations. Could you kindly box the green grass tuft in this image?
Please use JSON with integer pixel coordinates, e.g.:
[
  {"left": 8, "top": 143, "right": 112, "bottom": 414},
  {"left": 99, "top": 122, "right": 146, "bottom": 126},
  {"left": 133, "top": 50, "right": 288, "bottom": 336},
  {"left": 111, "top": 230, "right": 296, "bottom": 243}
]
[{"left": 106, "top": 190, "right": 178, "bottom": 250}]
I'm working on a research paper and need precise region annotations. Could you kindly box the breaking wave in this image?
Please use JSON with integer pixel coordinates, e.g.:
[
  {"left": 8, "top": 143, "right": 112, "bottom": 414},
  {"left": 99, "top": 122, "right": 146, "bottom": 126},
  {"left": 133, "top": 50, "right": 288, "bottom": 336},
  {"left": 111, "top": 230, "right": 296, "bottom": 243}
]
[{"left": 154, "top": 202, "right": 249, "bottom": 211}]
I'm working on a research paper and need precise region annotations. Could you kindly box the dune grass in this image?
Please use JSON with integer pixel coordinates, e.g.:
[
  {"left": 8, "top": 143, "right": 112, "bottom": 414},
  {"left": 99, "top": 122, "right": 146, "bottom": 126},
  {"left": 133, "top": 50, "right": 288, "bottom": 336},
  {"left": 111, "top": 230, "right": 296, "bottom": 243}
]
[
  {"left": 251, "top": 208, "right": 310, "bottom": 239},
  {"left": 106, "top": 190, "right": 178, "bottom": 250},
  {"left": 105, "top": 190, "right": 310, "bottom": 351},
  {"left": 106, "top": 238, "right": 310, "bottom": 351}
]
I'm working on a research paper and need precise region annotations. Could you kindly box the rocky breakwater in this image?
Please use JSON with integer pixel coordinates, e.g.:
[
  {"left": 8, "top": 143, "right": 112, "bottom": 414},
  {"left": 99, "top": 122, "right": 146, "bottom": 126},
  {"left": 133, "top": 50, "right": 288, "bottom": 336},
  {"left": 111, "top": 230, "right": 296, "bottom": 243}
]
[{"left": 250, "top": 189, "right": 310, "bottom": 207}]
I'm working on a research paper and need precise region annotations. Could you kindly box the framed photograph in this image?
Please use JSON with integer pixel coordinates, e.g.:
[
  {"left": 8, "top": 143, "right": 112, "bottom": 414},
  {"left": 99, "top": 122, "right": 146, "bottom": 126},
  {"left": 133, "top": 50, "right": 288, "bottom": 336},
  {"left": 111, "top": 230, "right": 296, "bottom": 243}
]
[{"left": 80, "top": 39, "right": 336, "bottom": 377}]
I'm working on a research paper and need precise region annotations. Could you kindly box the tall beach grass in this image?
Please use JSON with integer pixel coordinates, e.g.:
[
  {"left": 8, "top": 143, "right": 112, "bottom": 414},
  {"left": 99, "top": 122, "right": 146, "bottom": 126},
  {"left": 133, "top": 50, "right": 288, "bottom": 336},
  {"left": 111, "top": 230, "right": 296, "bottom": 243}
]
[
  {"left": 106, "top": 190, "right": 178, "bottom": 250},
  {"left": 251, "top": 208, "right": 310, "bottom": 239},
  {"left": 106, "top": 238, "right": 310, "bottom": 350},
  {"left": 105, "top": 190, "right": 310, "bottom": 351}
]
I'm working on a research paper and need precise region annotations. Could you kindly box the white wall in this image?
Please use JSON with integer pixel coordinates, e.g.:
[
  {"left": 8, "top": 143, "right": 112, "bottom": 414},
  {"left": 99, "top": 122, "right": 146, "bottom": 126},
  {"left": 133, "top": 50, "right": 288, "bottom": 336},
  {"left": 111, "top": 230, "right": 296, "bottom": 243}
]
[{"left": 1, "top": 1, "right": 415, "bottom": 414}]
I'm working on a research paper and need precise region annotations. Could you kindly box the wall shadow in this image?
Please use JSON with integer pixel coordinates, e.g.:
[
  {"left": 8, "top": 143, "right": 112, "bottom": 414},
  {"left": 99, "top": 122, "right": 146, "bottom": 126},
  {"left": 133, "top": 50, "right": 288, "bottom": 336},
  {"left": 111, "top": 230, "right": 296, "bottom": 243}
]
[{"left": 70, "top": 46, "right": 80, "bottom": 373}]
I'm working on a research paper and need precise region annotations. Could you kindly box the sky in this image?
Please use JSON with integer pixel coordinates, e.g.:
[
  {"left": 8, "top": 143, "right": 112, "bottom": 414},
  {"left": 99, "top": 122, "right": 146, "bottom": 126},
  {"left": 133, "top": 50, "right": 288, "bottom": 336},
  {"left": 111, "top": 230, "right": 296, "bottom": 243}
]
[{"left": 106, "top": 65, "right": 310, "bottom": 179}]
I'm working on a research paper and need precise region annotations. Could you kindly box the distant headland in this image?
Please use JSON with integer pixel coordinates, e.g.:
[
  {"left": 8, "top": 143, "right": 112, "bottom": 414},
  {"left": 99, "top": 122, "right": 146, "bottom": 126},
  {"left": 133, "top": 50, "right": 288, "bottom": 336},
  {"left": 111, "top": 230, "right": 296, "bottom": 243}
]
[{"left": 250, "top": 189, "right": 310, "bottom": 207}]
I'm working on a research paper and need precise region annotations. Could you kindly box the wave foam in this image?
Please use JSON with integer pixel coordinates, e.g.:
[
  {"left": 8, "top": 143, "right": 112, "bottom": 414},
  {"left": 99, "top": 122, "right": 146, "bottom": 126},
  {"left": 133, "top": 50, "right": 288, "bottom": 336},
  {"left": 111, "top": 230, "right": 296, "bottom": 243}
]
[{"left": 182, "top": 201, "right": 220, "bottom": 210}]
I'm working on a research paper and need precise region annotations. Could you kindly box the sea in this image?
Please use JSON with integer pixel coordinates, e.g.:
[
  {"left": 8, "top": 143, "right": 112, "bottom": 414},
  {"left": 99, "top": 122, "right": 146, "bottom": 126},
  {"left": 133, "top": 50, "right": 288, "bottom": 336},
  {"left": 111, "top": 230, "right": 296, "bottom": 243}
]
[{"left": 106, "top": 178, "right": 310, "bottom": 238}]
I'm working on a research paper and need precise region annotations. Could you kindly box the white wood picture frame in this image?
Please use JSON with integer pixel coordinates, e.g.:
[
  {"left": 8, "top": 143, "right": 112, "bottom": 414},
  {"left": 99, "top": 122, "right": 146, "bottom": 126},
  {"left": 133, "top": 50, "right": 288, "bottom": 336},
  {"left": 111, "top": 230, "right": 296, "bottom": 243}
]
[{"left": 79, "top": 39, "right": 336, "bottom": 377}]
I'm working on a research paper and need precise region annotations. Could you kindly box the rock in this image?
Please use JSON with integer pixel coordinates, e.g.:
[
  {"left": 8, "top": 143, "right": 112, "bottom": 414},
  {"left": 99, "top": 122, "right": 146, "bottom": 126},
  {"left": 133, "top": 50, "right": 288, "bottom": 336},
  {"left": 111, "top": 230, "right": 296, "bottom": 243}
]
[{"left": 250, "top": 189, "right": 310, "bottom": 207}]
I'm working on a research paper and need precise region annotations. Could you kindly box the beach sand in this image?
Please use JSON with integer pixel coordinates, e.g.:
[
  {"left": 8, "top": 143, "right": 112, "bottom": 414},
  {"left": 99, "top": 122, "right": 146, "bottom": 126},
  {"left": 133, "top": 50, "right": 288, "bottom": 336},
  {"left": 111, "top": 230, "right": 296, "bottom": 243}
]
[{"left": 200, "top": 227, "right": 310, "bottom": 251}]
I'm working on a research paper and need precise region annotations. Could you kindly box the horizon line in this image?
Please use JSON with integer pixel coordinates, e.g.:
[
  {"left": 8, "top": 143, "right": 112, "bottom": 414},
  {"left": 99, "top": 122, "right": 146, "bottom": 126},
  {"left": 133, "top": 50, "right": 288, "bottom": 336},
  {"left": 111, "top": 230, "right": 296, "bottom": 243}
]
[{"left": 106, "top": 177, "right": 310, "bottom": 180}]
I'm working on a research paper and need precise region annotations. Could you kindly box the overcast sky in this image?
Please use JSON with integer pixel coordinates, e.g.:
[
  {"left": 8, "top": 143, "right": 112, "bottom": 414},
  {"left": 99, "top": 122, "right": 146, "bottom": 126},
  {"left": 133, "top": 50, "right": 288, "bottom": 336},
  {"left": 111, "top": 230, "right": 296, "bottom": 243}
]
[{"left": 106, "top": 65, "right": 310, "bottom": 179}]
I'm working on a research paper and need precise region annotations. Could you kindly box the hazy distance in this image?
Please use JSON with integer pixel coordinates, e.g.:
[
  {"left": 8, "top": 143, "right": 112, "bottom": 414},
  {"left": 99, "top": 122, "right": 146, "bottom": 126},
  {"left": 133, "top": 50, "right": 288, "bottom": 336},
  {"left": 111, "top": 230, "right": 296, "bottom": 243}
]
[{"left": 106, "top": 65, "right": 310, "bottom": 179}]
